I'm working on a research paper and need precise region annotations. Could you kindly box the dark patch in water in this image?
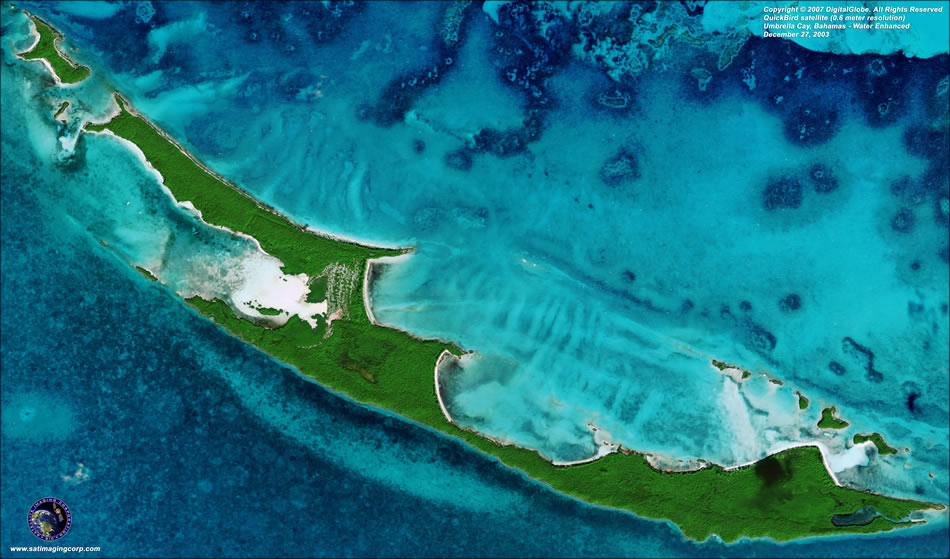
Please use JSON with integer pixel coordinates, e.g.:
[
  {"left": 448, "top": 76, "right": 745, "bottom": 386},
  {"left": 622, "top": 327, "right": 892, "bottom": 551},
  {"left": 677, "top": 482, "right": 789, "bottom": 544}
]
[
  {"left": 891, "top": 207, "right": 915, "bottom": 233},
  {"left": 444, "top": 148, "right": 473, "bottom": 171},
  {"left": 599, "top": 148, "right": 640, "bottom": 187},
  {"left": 746, "top": 322, "right": 777, "bottom": 353},
  {"left": 808, "top": 163, "right": 838, "bottom": 193},
  {"left": 906, "top": 391, "right": 920, "bottom": 413},
  {"left": 720, "top": 304, "right": 736, "bottom": 322},
  {"left": 472, "top": 128, "right": 528, "bottom": 158},
  {"left": 778, "top": 293, "right": 801, "bottom": 312},
  {"left": 763, "top": 175, "right": 803, "bottom": 211},
  {"left": 828, "top": 361, "right": 846, "bottom": 376},
  {"left": 784, "top": 104, "right": 840, "bottom": 146},
  {"left": 594, "top": 87, "right": 634, "bottom": 112},
  {"left": 842, "top": 337, "right": 883, "bottom": 383}
]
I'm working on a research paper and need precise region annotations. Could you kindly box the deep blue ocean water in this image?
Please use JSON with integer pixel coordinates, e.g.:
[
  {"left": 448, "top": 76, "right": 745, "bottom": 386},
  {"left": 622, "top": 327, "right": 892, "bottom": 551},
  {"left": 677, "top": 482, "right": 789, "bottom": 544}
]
[{"left": 2, "top": 1, "right": 948, "bottom": 557}]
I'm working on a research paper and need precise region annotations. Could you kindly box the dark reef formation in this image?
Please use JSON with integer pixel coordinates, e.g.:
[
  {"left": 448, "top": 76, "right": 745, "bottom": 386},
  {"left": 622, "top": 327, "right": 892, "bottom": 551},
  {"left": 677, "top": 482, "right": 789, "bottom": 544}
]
[
  {"left": 842, "top": 336, "right": 884, "bottom": 383},
  {"left": 365, "top": 2, "right": 475, "bottom": 127},
  {"left": 784, "top": 104, "right": 840, "bottom": 147},
  {"left": 444, "top": 147, "right": 473, "bottom": 171},
  {"left": 763, "top": 175, "right": 803, "bottom": 211},
  {"left": 746, "top": 322, "right": 777, "bottom": 354},
  {"left": 599, "top": 148, "right": 640, "bottom": 187},
  {"left": 891, "top": 207, "right": 915, "bottom": 234},
  {"left": 594, "top": 87, "right": 634, "bottom": 112},
  {"left": 778, "top": 294, "right": 801, "bottom": 313},
  {"left": 808, "top": 164, "right": 838, "bottom": 194},
  {"left": 491, "top": 2, "right": 576, "bottom": 108},
  {"left": 301, "top": 0, "right": 364, "bottom": 43},
  {"left": 472, "top": 127, "right": 529, "bottom": 158},
  {"left": 828, "top": 361, "right": 846, "bottom": 376}
]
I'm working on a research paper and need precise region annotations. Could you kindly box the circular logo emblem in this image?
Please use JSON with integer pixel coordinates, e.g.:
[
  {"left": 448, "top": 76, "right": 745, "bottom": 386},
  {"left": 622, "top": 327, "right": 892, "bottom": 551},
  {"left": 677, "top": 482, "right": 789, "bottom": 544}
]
[{"left": 28, "top": 498, "right": 71, "bottom": 541}]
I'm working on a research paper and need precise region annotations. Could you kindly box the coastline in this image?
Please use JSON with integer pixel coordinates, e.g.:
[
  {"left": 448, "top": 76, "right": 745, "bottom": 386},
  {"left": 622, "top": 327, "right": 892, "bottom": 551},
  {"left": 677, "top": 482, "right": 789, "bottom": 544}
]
[
  {"left": 23, "top": 12, "right": 943, "bottom": 542},
  {"left": 86, "top": 220, "right": 950, "bottom": 546},
  {"left": 80, "top": 89, "right": 948, "bottom": 545},
  {"left": 14, "top": 21, "right": 62, "bottom": 87},
  {"left": 361, "top": 251, "right": 468, "bottom": 350},
  {"left": 85, "top": 126, "right": 297, "bottom": 271},
  {"left": 174, "top": 286, "right": 947, "bottom": 544},
  {"left": 433, "top": 350, "right": 621, "bottom": 467},
  {"left": 87, "top": 94, "right": 408, "bottom": 255},
  {"left": 16, "top": 11, "right": 90, "bottom": 86},
  {"left": 433, "top": 350, "right": 456, "bottom": 424},
  {"left": 362, "top": 252, "right": 414, "bottom": 327}
]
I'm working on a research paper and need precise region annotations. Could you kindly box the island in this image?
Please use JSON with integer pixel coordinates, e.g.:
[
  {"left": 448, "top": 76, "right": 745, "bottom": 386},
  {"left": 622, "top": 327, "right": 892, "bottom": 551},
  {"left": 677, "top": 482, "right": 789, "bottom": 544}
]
[
  {"left": 18, "top": 13, "right": 90, "bottom": 84},
  {"left": 797, "top": 392, "right": 810, "bottom": 410},
  {"left": 20, "top": 11, "right": 945, "bottom": 544},
  {"left": 854, "top": 433, "right": 900, "bottom": 456},
  {"left": 818, "top": 406, "right": 851, "bottom": 430}
]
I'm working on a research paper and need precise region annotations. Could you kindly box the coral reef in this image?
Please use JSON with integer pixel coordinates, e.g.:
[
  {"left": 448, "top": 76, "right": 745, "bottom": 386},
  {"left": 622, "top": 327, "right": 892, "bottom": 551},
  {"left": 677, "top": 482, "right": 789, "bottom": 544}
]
[
  {"left": 808, "top": 163, "right": 838, "bottom": 194},
  {"left": 778, "top": 294, "right": 801, "bottom": 313},
  {"left": 891, "top": 207, "right": 915, "bottom": 234},
  {"left": 472, "top": 127, "right": 528, "bottom": 158},
  {"left": 440, "top": 0, "right": 472, "bottom": 47},
  {"left": 783, "top": 105, "right": 840, "bottom": 147},
  {"left": 599, "top": 148, "right": 639, "bottom": 187},
  {"left": 444, "top": 148, "right": 473, "bottom": 171},
  {"left": 828, "top": 361, "right": 847, "bottom": 376},
  {"left": 842, "top": 337, "right": 884, "bottom": 383},
  {"left": 762, "top": 175, "right": 803, "bottom": 211}
]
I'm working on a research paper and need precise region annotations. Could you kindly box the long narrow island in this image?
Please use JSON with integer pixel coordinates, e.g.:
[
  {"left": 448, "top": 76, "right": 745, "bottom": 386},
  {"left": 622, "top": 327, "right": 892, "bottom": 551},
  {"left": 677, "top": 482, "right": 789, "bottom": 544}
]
[{"left": 20, "top": 11, "right": 945, "bottom": 544}]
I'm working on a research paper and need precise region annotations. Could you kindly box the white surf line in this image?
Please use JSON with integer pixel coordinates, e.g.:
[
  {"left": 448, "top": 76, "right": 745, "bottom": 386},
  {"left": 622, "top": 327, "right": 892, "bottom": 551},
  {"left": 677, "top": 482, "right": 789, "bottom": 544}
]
[
  {"left": 434, "top": 350, "right": 455, "bottom": 425},
  {"left": 432, "top": 350, "right": 621, "bottom": 467},
  {"left": 431, "top": 351, "right": 947, "bottom": 506},
  {"left": 81, "top": 93, "right": 414, "bottom": 325},
  {"left": 84, "top": 127, "right": 274, "bottom": 258},
  {"left": 15, "top": 11, "right": 89, "bottom": 88},
  {"left": 15, "top": 17, "right": 62, "bottom": 87},
  {"left": 53, "top": 100, "right": 71, "bottom": 122},
  {"left": 724, "top": 441, "right": 848, "bottom": 485},
  {"left": 432, "top": 356, "right": 562, "bottom": 457},
  {"left": 79, "top": 91, "right": 948, "bottom": 525},
  {"left": 362, "top": 252, "right": 412, "bottom": 326},
  {"left": 551, "top": 428, "right": 621, "bottom": 467},
  {"left": 88, "top": 93, "right": 406, "bottom": 254}
]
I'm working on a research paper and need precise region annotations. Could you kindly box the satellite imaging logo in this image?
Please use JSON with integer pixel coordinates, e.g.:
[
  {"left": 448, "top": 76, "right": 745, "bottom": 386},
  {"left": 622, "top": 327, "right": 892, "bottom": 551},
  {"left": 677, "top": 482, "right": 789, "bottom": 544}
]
[{"left": 28, "top": 498, "right": 71, "bottom": 541}]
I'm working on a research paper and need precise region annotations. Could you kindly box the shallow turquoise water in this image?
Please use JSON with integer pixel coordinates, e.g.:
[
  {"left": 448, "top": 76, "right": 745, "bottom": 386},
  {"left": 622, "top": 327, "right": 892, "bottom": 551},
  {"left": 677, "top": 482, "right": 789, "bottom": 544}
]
[{"left": 1, "top": 1, "right": 948, "bottom": 556}]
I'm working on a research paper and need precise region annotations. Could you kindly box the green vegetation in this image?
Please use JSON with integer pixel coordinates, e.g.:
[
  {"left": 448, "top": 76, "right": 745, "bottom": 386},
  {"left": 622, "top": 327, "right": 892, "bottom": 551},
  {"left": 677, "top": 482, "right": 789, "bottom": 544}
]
[
  {"left": 711, "top": 359, "right": 752, "bottom": 380},
  {"left": 306, "top": 275, "right": 328, "bottom": 303},
  {"left": 83, "top": 93, "right": 942, "bottom": 543},
  {"left": 818, "top": 406, "right": 850, "bottom": 430},
  {"left": 711, "top": 359, "right": 735, "bottom": 371},
  {"left": 256, "top": 307, "right": 283, "bottom": 316},
  {"left": 134, "top": 266, "right": 157, "bottom": 282},
  {"left": 854, "top": 433, "right": 899, "bottom": 456},
  {"left": 85, "top": 96, "right": 403, "bottom": 277},
  {"left": 182, "top": 296, "right": 941, "bottom": 542},
  {"left": 53, "top": 100, "right": 69, "bottom": 120},
  {"left": 18, "top": 15, "right": 90, "bottom": 84},
  {"left": 797, "top": 392, "right": 810, "bottom": 410},
  {"left": 769, "top": 378, "right": 784, "bottom": 386}
]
